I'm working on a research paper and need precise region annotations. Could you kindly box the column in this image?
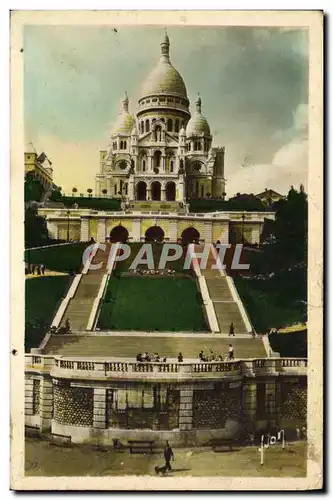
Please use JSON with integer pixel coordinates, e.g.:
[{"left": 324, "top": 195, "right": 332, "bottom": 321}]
[
  {"left": 93, "top": 388, "right": 107, "bottom": 430},
  {"left": 80, "top": 217, "right": 90, "bottom": 242},
  {"left": 40, "top": 377, "right": 53, "bottom": 432},
  {"left": 97, "top": 218, "right": 106, "bottom": 242},
  {"left": 95, "top": 179, "right": 101, "bottom": 197},
  {"left": 148, "top": 155, "right": 153, "bottom": 172},
  {"left": 147, "top": 187, "right": 151, "bottom": 201},
  {"left": 132, "top": 219, "right": 141, "bottom": 242},
  {"left": 161, "top": 188, "right": 166, "bottom": 201},
  {"left": 25, "top": 377, "right": 34, "bottom": 417},
  {"left": 251, "top": 223, "right": 261, "bottom": 244},
  {"left": 178, "top": 178, "right": 185, "bottom": 202},
  {"left": 128, "top": 176, "right": 134, "bottom": 201},
  {"left": 220, "top": 221, "right": 229, "bottom": 244},
  {"left": 179, "top": 387, "right": 193, "bottom": 431},
  {"left": 168, "top": 220, "right": 178, "bottom": 242},
  {"left": 107, "top": 177, "right": 112, "bottom": 197},
  {"left": 203, "top": 221, "right": 212, "bottom": 244},
  {"left": 242, "top": 382, "right": 256, "bottom": 426}
]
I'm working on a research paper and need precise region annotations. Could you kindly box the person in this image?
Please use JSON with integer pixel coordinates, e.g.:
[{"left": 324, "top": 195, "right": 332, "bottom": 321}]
[
  {"left": 163, "top": 441, "right": 174, "bottom": 471},
  {"left": 37, "top": 265, "right": 41, "bottom": 276},
  {"left": 31, "top": 264, "right": 35, "bottom": 275},
  {"left": 41, "top": 263, "right": 45, "bottom": 275},
  {"left": 136, "top": 353, "right": 143, "bottom": 362},
  {"left": 228, "top": 344, "right": 234, "bottom": 360},
  {"left": 65, "top": 319, "right": 71, "bottom": 333},
  {"left": 199, "top": 350, "right": 204, "bottom": 361},
  {"left": 178, "top": 352, "right": 183, "bottom": 362},
  {"left": 229, "top": 322, "right": 235, "bottom": 337}
]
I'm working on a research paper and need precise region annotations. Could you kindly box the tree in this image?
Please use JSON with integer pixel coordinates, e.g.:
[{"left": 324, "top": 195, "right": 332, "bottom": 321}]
[
  {"left": 72, "top": 187, "right": 78, "bottom": 196},
  {"left": 49, "top": 186, "right": 62, "bottom": 202},
  {"left": 87, "top": 188, "right": 93, "bottom": 198},
  {"left": 102, "top": 189, "right": 107, "bottom": 197},
  {"left": 25, "top": 206, "right": 49, "bottom": 248},
  {"left": 24, "top": 172, "right": 44, "bottom": 202}
]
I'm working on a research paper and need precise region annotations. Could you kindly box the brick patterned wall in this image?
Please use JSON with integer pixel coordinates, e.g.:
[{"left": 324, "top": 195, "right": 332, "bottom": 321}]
[
  {"left": 53, "top": 385, "right": 93, "bottom": 427},
  {"left": 193, "top": 385, "right": 241, "bottom": 429},
  {"left": 280, "top": 378, "right": 307, "bottom": 420},
  {"left": 33, "top": 379, "right": 40, "bottom": 415}
]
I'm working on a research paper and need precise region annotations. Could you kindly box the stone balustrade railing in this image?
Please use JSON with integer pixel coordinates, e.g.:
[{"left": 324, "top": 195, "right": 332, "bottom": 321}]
[{"left": 25, "top": 354, "right": 307, "bottom": 380}]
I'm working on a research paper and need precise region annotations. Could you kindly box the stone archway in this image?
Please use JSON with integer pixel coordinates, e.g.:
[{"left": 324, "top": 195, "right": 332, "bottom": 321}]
[
  {"left": 145, "top": 226, "right": 165, "bottom": 242},
  {"left": 165, "top": 182, "right": 176, "bottom": 201},
  {"left": 110, "top": 225, "right": 129, "bottom": 243},
  {"left": 136, "top": 181, "right": 147, "bottom": 201},
  {"left": 181, "top": 227, "right": 200, "bottom": 245},
  {"left": 151, "top": 181, "right": 161, "bottom": 201}
]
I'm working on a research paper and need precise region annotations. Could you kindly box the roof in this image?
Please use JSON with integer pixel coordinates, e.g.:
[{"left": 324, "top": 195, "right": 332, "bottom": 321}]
[{"left": 256, "top": 189, "right": 284, "bottom": 198}]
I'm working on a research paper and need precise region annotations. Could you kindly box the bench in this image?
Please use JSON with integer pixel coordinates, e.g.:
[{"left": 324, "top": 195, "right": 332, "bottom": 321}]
[
  {"left": 51, "top": 433, "right": 72, "bottom": 446},
  {"left": 211, "top": 438, "right": 238, "bottom": 452},
  {"left": 128, "top": 440, "right": 154, "bottom": 454}
]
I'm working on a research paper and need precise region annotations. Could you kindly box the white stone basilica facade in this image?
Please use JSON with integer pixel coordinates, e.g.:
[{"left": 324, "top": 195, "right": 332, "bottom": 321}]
[{"left": 95, "top": 31, "right": 226, "bottom": 203}]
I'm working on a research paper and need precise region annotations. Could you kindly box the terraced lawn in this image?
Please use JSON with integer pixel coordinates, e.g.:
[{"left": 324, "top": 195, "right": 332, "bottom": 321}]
[
  {"left": 97, "top": 276, "right": 207, "bottom": 332},
  {"left": 25, "top": 242, "right": 88, "bottom": 273},
  {"left": 25, "top": 275, "right": 72, "bottom": 351}
]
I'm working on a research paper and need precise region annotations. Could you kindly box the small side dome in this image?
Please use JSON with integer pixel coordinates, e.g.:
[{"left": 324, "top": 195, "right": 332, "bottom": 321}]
[
  {"left": 111, "top": 91, "right": 135, "bottom": 136},
  {"left": 186, "top": 93, "right": 210, "bottom": 137}
]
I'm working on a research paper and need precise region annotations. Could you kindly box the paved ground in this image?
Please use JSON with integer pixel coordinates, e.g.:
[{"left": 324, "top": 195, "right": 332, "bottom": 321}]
[{"left": 25, "top": 437, "right": 306, "bottom": 477}]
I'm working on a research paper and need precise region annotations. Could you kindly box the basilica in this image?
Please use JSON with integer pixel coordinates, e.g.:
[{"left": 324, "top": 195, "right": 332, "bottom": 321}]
[{"left": 95, "top": 31, "right": 226, "bottom": 203}]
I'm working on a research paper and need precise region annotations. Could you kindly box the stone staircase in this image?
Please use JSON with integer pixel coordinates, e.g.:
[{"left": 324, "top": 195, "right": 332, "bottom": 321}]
[
  {"left": 44, "top": 334, "right": 267, "bottom": 359},
  {"left": 60, "top": 245, "right": 110, "bottom": 331},
  {"left": 200, "top": 248, "right": 249, "bottom": 335}
]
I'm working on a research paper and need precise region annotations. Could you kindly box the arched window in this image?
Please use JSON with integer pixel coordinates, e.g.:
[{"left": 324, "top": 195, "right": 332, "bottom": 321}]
[
  {"left": 154, "top": 150, "right": 161, "bottom": 168},
  {"left": 120, "top": 141, "right": 123, "bottom": 149},
  {"left": 175, "top": 119, "right": 179, "bottom": 133},
  {"left": 167, "top": 118, "right": 173, "bottom": 132},
  {"left": 152, "top": 118, "right": 156, "bottom": 124},
  {"left": 124, "top": 140, "right": 127, "bottom": 149},
  {"left": 114, "top": 183, "right": 117, "bottom": 195},
  {"left": 142, "top": 159, "right": 146, "bottom": 172},
  {"left": 155, "top": 126, "right": 162, "bottom": 142},
  {"left": 145, "top": 119, "right": 150, "bottom": 133},
  {"left": 120, "top": 180, "right": 123, "bottom": 193},
  {"left": 170, "top": 160, "right": 174, "bottom": 173},
  {"left": 125, "top": 183, "right": 128, "bottom": 195}
]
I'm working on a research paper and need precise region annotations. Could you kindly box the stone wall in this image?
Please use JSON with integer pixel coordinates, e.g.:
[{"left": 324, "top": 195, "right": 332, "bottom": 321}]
[
  {"left": 53, "top": 384, "right": 93, "bottom": 427},
  {"left": 193, "top": 382, "right": 241, "bottom": 429}
]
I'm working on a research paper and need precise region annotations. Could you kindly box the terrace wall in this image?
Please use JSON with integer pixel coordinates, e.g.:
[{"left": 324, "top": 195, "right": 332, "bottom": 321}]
[{"left": 25, "top": 356, "right": 307, "bottom": 446}]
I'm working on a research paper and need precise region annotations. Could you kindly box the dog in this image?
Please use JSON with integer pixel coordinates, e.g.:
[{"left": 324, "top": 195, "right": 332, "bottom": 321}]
[{"left": 155, "top": 464, "right": 168, "bottom": 475}]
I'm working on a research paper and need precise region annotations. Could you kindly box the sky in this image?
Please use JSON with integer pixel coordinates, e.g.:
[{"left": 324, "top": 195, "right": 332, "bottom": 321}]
[{"left": 24, "top": 25, "right": 308, "bottom": 197}]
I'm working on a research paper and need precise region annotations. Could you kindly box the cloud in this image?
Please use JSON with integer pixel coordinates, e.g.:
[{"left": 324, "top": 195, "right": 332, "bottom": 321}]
[{"left": 226, "top": 103, "right": 308, "bottom": 196}]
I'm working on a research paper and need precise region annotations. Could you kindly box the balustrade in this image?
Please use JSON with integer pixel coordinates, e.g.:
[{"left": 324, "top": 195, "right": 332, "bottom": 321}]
[{"left": 26, "top": 355, "right": 307, "bottom": 379}]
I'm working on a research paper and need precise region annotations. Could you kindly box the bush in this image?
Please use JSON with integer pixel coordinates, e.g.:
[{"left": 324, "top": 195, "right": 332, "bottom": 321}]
[{"left": 60, "top": 196, "right": 121, "bottom": 211}]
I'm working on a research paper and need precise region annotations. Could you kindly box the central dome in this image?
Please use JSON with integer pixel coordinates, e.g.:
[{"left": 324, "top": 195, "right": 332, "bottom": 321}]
[{"left": 141, "top": 31, "right": 188, "bottom": 98}]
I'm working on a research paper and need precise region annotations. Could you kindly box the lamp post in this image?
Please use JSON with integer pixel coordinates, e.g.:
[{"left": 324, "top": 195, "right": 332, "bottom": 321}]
[
  {"left": 241, "top": 212, "right": 246, "bottom": 244},
  {"left": 66, "top": 209, "right": 70, "bottom": 242}
]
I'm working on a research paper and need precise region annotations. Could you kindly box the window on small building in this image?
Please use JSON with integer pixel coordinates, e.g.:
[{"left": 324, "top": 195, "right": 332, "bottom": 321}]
[
  {"left": 167, "top": 118, "right": 173, "bottom": 132},
  {"left": 197, "top": 142, "right": 202, "bottom": 151},
  {"left": 170, "top": 160, "right": 174, "bottom": 173},
  {"left": 145, "top": 119, "right": 150, "bottom": 133}
]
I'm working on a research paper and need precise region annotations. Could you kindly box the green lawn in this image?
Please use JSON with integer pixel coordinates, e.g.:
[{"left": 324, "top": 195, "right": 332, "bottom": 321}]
[
  {"left": 233, "top": 274, "right": 306, "bottom": 334},
  {"left": 24, "top": 243, "right": 88, "bottom": 273},
  {"left": 25, "top": 275, "right": 72, "bottom": 351},
  {"left": 97, "top": 276, "right": 207, "bottom": 331},
  {"left": 114, "top": 243, "right": 189, "bottom": 274}
]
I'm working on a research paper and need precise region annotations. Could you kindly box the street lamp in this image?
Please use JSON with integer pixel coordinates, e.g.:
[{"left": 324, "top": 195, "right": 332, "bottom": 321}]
[
  {"left": 241, "top": 212, "right": 246, "bottom": 244},
  {"left": 66, "top": 209, "right": 70, "bottom": 242}
]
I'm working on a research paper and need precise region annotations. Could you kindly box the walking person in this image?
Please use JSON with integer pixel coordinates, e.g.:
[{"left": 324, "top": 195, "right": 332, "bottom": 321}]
[
  {"left": 164, "top": 441, "right": 174, "bottom": 471},
  {"left": 37, "top": 265, "right": 41, "bottom": 276},
  {"left": 41, "top": 263, "right": 45, "bottom": 275},
  {"left": 228, "top": 344, "right": 234, "bottom": 360},
  {"left": 229, "top": 322, "right": 235, "bottom": 337}
]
